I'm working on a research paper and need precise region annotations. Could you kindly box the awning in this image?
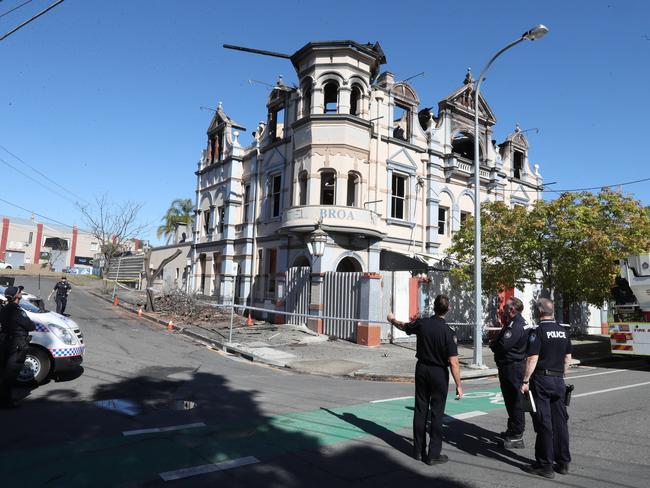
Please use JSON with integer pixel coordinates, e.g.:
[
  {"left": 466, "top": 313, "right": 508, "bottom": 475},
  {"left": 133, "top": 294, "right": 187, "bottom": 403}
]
[{"left": 379, "top": 250, "right": 429, "bottom": 272}]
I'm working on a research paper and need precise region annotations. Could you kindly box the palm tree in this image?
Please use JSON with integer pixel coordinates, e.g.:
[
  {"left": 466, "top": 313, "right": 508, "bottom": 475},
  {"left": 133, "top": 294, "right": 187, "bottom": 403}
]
[{"left": 157, "top": 198, "right": 195, "bottom": 243}]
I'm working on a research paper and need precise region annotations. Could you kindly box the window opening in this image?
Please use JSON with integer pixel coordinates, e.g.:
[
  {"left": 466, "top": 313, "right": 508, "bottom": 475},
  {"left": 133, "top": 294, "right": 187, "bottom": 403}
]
[
  {"left": 270, "top": 107, "right": 285, "bottom": 141},
  {"left": 350, "top": 85, "right": 362, "bottom": 116},
  {"left": 270, "top": 174, "right": 282, "bottom": 218},
  {"left": 347, "top": 172, "right": 360, "bottom": 207},
  {"left": 393, "top": 103, "right": 410, "bottom": 141},
  {"left": 513, "top": 150, "right": 524, "bottom": 179},
  {"left": 324, "top": 82, "right": 338, "bottom": 114},
  {"left": 452, "top": 132, "right": 475, "bottom": 160},
  {"left": 460, "top": 211, "right": 470, "bottom": 228},
  {"left": 243, "top": 185, "right": 250, "bottom": 223},
  {"left": 298, "top": 171, "right": 308, "bottom": 206},
  {"left": 391, "top": 174, "right": 406, "bottom": 219},
  {"left": 302, "top": 79, "right": 312, "bottom": 117},
  {"left": 203, "top": 209, "right": 211, "bottom": 236},
  {"left": 320, "top": 171, "right": 336, "bottom": 205},
  {"left": 218, "top": 206, "right": 225, "bottom": 234},
  {"left": 438, "top": 207, "right": 448, "bottom": 235},
  {"left": 267, "top": 249, "right": 277, "bottom": 295}
]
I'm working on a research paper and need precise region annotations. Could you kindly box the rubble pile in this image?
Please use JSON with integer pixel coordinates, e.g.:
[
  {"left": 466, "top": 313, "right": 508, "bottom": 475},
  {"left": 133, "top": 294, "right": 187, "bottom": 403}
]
[{"left": 153, "top": 290, "right": 245, "bottom": 327}]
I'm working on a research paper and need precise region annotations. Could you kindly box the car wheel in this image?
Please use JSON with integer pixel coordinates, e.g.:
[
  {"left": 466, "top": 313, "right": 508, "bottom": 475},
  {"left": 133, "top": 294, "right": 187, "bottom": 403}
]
[
  {"left": 16, "top": 347, "right": 51, "bottom": 385},
  {"left": 6, "top": 265, "right": 11, "bottom": 269}
]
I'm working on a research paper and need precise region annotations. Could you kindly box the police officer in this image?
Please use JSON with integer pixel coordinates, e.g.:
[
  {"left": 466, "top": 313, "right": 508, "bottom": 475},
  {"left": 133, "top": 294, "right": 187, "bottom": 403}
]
[
  {"left": 490, "top": 296, "right": 532, "bottom": 448},
  {"left": 0, "top": 285, "right": 35, "bottom": 407},
  {"left": 49, "top": 276, "right": 72, "bottom": 315},
  {"left": 387, "top": 294, "right": 463, "bottom": 465},
  {"left": 521, "top": 298, "right": 572, "bottom": 479}
]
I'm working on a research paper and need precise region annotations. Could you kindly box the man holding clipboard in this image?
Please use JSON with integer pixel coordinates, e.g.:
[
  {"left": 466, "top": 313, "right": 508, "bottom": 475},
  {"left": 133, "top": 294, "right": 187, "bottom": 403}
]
[{"left": 520, "top": 298, "right": 572, "bottom": 479}]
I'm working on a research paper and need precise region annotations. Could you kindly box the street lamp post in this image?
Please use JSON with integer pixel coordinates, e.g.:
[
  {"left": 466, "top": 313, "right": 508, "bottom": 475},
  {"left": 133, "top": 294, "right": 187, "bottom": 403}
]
[
  {"left": 471, "top": 25, "right": 549, "bottom": 368},
  {"left": 306, "top": 220, "right": 327, "bottom": 259}
]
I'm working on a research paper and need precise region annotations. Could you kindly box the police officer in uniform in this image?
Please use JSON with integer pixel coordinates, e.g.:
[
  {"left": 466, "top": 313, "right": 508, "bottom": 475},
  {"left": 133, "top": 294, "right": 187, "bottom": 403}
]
[
  {"left": 490, "top": 296, "right": 532, "bottom": 448},
  {"left": 0, "top": 286, "right": 35, "bottom": 407},
  {"left": 387, "top": 294, "right": 463, "bottom": 465},
  {"left": 521, "top": 298, "right": 572, "bottom": 479},
  {"left": 49, "top": 276, "right": 72, "bottom": 315}
]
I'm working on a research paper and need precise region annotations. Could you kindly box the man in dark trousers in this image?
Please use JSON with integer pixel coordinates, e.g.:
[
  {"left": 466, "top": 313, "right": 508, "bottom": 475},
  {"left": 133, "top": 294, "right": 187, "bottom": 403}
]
[
  {"left": 387, "top": 294, "right": 463, "bottom": 465},
  {"left": 521, "top": 298, "right": 572, "bottom": 479},
  {"left": 490, "top": 296, "right": 532, "bottom": 448},
  {"left": 0, "top": 285, "right": 35, "bottom": 407},
  {"left": 49, "top": 276, "right": 72, "bottom": 315}
]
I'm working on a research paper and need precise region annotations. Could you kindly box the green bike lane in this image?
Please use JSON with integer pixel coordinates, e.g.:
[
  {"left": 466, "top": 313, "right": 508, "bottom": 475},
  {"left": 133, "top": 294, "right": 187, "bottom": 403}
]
[{"left": 1, "top": 388, "right": 505, "bottom": 486}]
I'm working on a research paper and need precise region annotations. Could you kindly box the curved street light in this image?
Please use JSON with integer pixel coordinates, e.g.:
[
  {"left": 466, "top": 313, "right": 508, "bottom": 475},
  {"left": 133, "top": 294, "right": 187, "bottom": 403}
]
[{"left": 472, "top": 25, "right": 549, "bottom": 368}]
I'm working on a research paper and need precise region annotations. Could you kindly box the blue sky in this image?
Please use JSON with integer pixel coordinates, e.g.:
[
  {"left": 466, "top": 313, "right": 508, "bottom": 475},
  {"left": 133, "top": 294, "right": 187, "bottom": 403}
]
[{"left": 0, "top": 0, "right": 648, "bottom": 244}]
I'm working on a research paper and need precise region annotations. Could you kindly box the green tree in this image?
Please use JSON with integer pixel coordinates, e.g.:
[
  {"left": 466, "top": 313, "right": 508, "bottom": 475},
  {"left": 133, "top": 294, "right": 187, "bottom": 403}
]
[
  {"left": 157, "top": 198, "right": 194, "bottom": 243},
  {"left": 447, "top": 190, "right": 650, "bottom": 306}
]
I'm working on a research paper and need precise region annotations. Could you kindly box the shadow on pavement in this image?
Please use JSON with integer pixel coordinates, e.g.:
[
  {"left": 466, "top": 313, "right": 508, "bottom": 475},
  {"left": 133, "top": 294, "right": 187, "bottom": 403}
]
[
  {"left": 442, "top": 419, "right": 532, "bottom": 470},
  {"left": 0, "top": 368, "right": 475, "bottom": 488}
]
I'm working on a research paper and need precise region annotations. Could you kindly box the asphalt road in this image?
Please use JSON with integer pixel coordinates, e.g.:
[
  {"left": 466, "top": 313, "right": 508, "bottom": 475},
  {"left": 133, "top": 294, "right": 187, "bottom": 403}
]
[{"left": 1, "top": 277, "right": 649, "bottom": 487}]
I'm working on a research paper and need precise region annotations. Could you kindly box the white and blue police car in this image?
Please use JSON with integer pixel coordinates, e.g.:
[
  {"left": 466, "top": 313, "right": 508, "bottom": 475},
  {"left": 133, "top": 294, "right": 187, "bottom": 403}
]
[{"left": 0, "top": 286, "right": 85, "bottom": 384}]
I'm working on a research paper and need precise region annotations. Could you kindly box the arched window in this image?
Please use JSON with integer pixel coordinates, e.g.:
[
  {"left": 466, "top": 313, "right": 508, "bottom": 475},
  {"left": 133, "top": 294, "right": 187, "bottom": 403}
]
[
  {"left": 301, "top": 78, "right": 313, "bottom": 118},
  {"left": 452, "top": 132, "right": 482, "bottom": 161},
  {"left": 336, "top": 256, "right": 362, "bottom": 272},
  {"left": 298, "top": 171, "right": 308, "bottom": 206},
  {"left": 320, "top": 170, "right": 336, "bottom": 205},
  {"left": 323, "top": 81, "right": 339, "bottom": 114},
  {"left": 350, "top": 85, "right": 362, "bottom": 116},
  {"left": 346, "top": 172, "right": 360, "bottom": 207}
]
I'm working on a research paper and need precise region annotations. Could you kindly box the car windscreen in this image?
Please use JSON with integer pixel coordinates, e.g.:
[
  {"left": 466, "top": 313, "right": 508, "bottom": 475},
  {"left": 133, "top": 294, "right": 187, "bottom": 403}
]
[{"left": 20, "top": 299, "right": 46, "bottom": 314}]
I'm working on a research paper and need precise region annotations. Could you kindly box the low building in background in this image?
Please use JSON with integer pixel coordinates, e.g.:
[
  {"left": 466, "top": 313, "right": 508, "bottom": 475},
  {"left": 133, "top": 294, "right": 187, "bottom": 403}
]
[{"left": 0, "top": 216, "right": 99, "bottom": 273}]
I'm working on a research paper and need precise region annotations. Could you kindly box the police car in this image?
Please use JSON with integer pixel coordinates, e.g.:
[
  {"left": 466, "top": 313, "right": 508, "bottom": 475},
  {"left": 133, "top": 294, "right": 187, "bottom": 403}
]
[{"left": 0, "top": 286, "right": 85, "bottom": 384}]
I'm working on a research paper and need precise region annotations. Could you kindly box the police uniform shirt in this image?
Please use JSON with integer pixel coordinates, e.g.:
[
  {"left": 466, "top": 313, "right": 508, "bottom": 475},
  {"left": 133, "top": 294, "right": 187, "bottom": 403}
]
[
  {"left": 0, "top": 302, "right": 35, "bottom": 337},
  {"left": 54, "top": 281, "right": 71, "bottom": 297},
  {"left": 526, "top": 320, "right": 572, "bottom": 372},
  {"left": 490, "top": 314, "right": 531, "bottom": 365},
  {"left": 404, "top": 316, "right": 458, "bottom": 367}
]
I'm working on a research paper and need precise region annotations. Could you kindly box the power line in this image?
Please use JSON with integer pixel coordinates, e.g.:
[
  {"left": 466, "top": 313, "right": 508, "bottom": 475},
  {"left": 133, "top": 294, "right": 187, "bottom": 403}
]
[
  {"left": 541, "top": 177, "right": 650, "bottom": 193},
  {"left": 0, "top": 0, "right": 34, "bottom": 20},
  {"left": 0, "top": 0, "right": 65, "bottom": 42},
  {"left": 0, "top": 196, "right": 75, "bottom": 229},
  {"left": 0, "top": 144, "right": 88, "bottom": 203},
  {"left": 0, "top": 155, "right": 78, "bottom": 204}
]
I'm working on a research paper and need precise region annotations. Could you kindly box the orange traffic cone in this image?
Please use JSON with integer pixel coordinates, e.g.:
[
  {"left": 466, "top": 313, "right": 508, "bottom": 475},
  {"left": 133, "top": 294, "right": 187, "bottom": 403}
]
[
  {"left": 167, "top": 319, "right": 174, "bottom": 330},
  {"left": 137, "top": 306, "right": 143, "bottom": 318},
  {"left": 113, "top": 295, "right": 119, "bottom": 306},
  {"left": 246, "top": 313, "right": 253, "bottom": 327}
]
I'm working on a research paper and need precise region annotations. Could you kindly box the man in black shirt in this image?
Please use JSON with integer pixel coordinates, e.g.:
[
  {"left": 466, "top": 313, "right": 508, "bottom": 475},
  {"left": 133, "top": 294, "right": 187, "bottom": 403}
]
[
  {"left": 490, "top": 296, "right": 533, "bottom": 448},
  {"left": 521, "top": 298, "right": 572, "bottom": 479},
  {"left": 0, "top": 286, "right": 36, "bottom": 407},
  {"left": 387, "top": 294, "right": 463, "bottom": 465},
  {"left": 49, "top": 276, "right": 72, "bottom": 315}
]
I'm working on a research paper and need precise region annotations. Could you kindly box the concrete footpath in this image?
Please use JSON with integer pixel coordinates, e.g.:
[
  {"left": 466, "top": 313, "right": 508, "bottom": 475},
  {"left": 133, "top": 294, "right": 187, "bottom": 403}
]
[{"left": 92, "top": 290, "right": 613, "bottom": 382}]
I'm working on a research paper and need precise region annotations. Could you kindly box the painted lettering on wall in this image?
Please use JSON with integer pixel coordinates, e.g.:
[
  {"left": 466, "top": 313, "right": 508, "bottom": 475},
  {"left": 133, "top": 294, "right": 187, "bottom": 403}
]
[{"left": 320, "top": 209, "right": 355, "bottom": 220}]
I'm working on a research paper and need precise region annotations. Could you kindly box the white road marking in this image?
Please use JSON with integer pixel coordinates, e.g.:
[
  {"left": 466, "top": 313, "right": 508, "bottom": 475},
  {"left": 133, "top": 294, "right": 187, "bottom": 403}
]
[
  {"left": 370, "top": 396, "right": 414, "bottom": 403},
  {"left": 123, "top": 422, "right": 206, "bottom": 437},
  {"left": 573, "top": 381, "right": 650, "bottom": 399},
  {"left": 566, "top": 369, "right": 627, "bottom": 380},
  {"left": 450, "top": 410, "right": 488, "bottom": 421},
  {"left": 159, "top": 456, "right": 259, "bottom": 481}
]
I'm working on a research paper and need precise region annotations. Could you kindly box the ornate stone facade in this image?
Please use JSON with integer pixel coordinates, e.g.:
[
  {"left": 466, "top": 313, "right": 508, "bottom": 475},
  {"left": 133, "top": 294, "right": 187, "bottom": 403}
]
[{"left": 187, "top": 40, "right": 543, "bottom": 318}]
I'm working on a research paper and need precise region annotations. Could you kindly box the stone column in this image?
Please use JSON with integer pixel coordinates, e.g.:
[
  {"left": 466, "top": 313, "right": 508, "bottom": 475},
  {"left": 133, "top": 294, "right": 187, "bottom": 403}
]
[
  {"left": 313, "top": 87, "right": 324, "bottom": 114},
  {"left": 338, "top": 85, "right": 351, "bottom": 114}
]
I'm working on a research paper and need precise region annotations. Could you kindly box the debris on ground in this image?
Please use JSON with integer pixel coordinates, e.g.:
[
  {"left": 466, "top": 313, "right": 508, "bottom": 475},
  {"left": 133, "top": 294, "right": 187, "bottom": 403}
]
[{"left": 153, "top": 290, "right": 247, "bottom": 328}]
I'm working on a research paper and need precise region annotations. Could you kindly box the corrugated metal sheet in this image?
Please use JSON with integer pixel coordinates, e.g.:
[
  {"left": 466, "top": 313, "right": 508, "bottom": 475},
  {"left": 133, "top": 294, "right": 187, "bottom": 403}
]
[{"left": 322, "top": 272, "right": 362, "bottom": 341}]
